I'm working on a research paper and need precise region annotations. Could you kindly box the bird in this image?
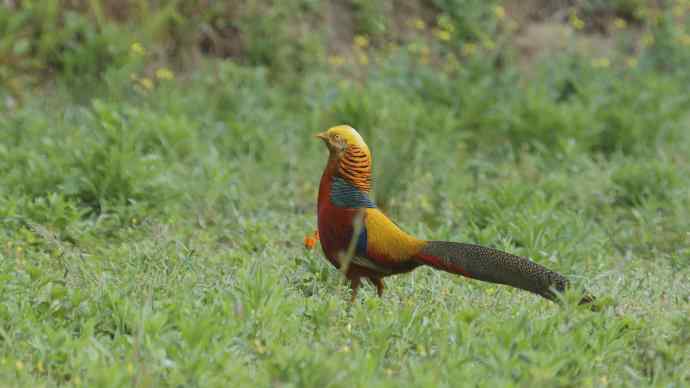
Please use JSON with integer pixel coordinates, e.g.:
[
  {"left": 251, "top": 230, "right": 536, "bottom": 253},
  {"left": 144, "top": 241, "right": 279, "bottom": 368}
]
[{"left": 314, "top": 124, "right": 594, "bottom": 305}]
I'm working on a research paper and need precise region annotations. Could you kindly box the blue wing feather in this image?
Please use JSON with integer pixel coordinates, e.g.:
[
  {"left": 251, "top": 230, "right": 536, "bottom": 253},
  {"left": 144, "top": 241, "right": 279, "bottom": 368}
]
[
  {"left": 355, "top": 227, "right": 367, "bottom": 256},
  {"left": 330, "top": 177, "right": 376, "bottom": 208}
]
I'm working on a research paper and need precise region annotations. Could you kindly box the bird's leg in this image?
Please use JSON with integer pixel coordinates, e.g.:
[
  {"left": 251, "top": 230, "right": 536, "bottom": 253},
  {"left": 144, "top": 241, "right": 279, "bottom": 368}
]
[
  {"left": 368, "top": 277, "right": 385, "bottom": 297},
  {"left": 349, "top": 277, "right": 361, "bottom": 303}
]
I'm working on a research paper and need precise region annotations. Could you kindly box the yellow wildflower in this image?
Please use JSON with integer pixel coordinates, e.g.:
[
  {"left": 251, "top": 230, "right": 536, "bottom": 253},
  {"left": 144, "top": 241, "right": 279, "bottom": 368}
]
[
  {"left": 37, "top": 361, "right": 44, "bottom": 373},
  {"left": 328, "top": 55, "right": 345, "bottom": 66},
  {"left": 254, "top": 339, "right": 266, "bottom": 354},
  {"left": 354, "top": 35, "right": 369, "bottom": 49},
  {"left": 15, "top": 360, "right": 24, "bottom": 370},
  {"left": 155, "top": 67, "right": 174, "bottom": 80},
  {"left": 613, "top": 18, "right": 627, "bottom": 29},
  {"left": 437, "top": 15, "right": 454, "bottom": 32},
  {"left": 419, "top": 45, "right": 431, "bottom": 64},
  {"left": 130, "top": 42, "right": 145, "bottom": 56},
  {"left": 494, "top": 5, "right": 506, "bottom": 20},
  {"left": 357, "top": 52, "right": 369, "bottom": 65},
  {"left": 413, "top": 18, "right": 426, "bottom": 30},
  {"left": 139, "top": 78, "right": 154, "bottom": 90},
  {"left": 569, "top": 13, "right": 585, "bottom": 30},
  {"left": 462, "top": 42, "right": 477, "bottom": 56},
  {"left": 626, "top": 57, "right": 638, "bottom": 68},
  {"left": 642, "top": 33, "right": 655, "bottom": 47},
  {"left": 127, "top": 362, "right": 134, "bottom": 375},
  {"left": 672, "top": 4, "right": 685, "bottom": 18},
  {"left": 434, "top": 28, "right": 451, "bottom": 41},
  {"left": 678, "top": 33, "right": 690, "bottom": 46},
  {"left": 419, "top": 45, "right": 431, "bottom": 57},
  {"left": 591, "top": 57, "right": 610, "bottom": 68}
]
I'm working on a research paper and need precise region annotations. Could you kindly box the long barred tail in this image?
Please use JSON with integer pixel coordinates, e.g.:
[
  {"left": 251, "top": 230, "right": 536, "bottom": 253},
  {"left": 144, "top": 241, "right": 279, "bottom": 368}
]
[{"left": 416, "top": 241, "right": 594, "bottom": 304}]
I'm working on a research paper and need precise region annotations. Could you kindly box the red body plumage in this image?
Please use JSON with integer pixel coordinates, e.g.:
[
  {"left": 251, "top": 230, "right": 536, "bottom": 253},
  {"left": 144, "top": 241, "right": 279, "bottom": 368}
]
[{"left": 317, "top": 157, "right": 380, "bottom": 281}]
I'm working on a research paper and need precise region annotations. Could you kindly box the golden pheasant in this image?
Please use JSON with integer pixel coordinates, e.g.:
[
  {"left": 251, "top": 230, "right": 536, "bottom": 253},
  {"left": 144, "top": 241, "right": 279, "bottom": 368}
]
[{"left": 315, "top": 125, "right": 593, "bottom": 304}]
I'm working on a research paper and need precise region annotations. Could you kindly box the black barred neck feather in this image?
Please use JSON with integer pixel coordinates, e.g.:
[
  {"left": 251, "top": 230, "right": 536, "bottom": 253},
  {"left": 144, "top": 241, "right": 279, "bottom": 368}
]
[{"left": 337, "top": 145, "right": 372, "bottom": 192}]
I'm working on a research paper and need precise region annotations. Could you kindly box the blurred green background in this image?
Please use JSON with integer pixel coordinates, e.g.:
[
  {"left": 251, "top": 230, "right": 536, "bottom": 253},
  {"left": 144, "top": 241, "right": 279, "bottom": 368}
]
[{"left": 1, "top": 1, "right": 689, "bottom": 386}]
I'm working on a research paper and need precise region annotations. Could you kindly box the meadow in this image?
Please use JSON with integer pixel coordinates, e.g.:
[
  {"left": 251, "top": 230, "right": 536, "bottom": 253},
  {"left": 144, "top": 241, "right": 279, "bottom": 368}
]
[{"left": 1, "top": 1, "right": 689, "bottom": 386}]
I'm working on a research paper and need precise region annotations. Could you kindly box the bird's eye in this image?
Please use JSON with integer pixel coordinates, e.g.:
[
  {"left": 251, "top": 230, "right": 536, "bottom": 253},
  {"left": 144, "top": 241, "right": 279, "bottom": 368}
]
[{"left": 333, "top": 134, "right": 341, "bottom": 141}]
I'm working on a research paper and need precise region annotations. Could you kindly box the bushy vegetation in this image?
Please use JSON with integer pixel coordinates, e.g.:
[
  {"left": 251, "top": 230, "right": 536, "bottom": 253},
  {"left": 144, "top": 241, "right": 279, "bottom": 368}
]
[{"left": 1, "top": 1, "right": 689, "bottom": 386}]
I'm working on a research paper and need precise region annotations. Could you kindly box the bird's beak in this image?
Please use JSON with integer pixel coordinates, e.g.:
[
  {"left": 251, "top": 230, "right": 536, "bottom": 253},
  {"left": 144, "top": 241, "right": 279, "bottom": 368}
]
[{"left": 314, "top": 132, "right": 328, "bottom": 141}]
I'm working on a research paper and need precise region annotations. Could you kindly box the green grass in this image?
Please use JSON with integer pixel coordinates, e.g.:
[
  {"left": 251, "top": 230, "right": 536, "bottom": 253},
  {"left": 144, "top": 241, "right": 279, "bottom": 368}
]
[{"left": 2, "top": 1, "right": 690, "bottom": 387}]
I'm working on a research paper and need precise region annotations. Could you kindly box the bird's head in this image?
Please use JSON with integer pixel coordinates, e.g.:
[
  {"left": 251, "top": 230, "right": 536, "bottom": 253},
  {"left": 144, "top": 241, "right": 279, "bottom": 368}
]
[
  {"left": 315, "top": 125, "right": 370, "bottom": 159},
  {"left": 316, "top": 125, "right": 373, "bottom": 191}
]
